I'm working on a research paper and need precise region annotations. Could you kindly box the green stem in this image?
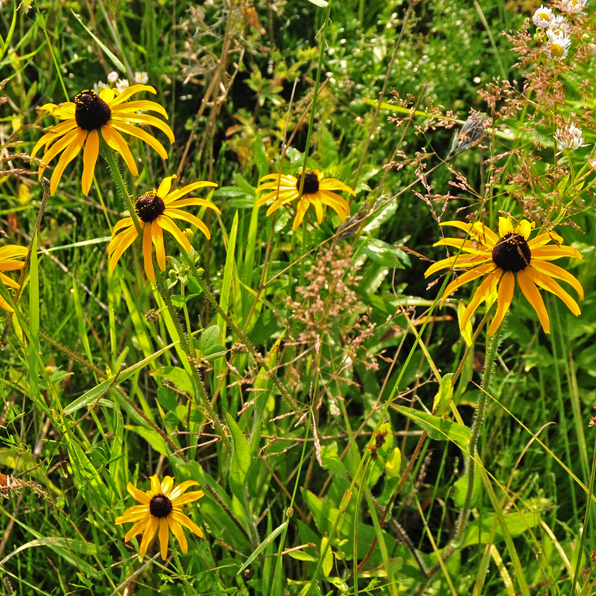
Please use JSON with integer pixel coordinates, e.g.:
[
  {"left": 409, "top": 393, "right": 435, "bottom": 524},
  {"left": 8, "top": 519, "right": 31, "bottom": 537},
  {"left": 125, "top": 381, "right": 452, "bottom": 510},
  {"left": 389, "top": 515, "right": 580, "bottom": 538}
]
[
  {"left": 452, "top": 325, "right": 502, "bottom": 545},
  {"left": 153, "top": 264, "right": 230, "bottom": 452},
  {"left": 101, "top": 140, "right": 143, "bottom": 236},
  {"left": 171, "top": 543, "right": 199, "bottom": 596},
  {"left": 179, "top": 252, "right": 303, "bottom": 417}
]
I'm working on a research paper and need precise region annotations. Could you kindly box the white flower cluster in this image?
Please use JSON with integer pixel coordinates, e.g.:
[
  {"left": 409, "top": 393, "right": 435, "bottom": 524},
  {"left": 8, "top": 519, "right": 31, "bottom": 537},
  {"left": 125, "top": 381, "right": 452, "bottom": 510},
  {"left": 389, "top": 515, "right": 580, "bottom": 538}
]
[
  {"left": 555, "top": 123, "right": 588, "bottom": 153},
  {"left": 532, "top": 4, "right": 575, "bottom": 60}
]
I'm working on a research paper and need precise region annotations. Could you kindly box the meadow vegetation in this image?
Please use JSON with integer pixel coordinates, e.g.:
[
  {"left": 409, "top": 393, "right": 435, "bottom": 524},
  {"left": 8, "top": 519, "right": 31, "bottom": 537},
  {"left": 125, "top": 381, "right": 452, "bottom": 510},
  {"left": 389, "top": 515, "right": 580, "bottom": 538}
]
[{"left": 2, "top": 0, "right": 596, "bottom": 594}]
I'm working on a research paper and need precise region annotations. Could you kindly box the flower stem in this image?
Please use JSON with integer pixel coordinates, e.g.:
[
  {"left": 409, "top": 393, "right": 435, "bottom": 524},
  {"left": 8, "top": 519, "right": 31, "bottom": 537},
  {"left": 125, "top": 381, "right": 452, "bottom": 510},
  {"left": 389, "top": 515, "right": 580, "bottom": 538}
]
[
  {"left": 171, "top": 543, "right": 199, "bottom": 596},
  {"left": 179, "top": 251, "right": 304, "bottom": 417},
  {"left": 152, "top": 262, "right": 230, "bottom": 452},
  {"left": 101, "top": 140, "right": 143, "bottom": 236},
  {"left": 452, "top": 324, "right": 502, "bottom": 545}
]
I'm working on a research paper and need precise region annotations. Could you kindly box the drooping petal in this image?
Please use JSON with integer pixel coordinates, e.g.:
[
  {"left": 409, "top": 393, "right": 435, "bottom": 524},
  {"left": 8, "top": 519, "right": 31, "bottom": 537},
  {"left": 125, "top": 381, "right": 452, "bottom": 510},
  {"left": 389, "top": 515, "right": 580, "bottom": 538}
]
[
  {"left": 0, "top": 245, "right": 28, "bottom": 259},
  {"left": 318, "top": 190, "right": 350, "bottom": 220},
  {"left": 101, "top": 125, "right": 139, "bottom": 176},
  {"left": 440, "top": 220, "right": 499, "bottom": 247},
  {"left": 110, "top": 121, "right": 169, "bottom": 159},
  {"left": 113, "top": 217, "right": 135, "bottom": 235},
  {"left": 112, "top": 99, "right": 168, "bottom": 118},
  {"left": 37, "top": 128, "right": 80, "bottom": 168},
  {"left": 517, "top": 269, "right": 550, "bottom": 333},
  {"left": 526, "top": 268, "right": 581, "bottom": 316},
  {"left": 81, "top": 130, "right": 100, "bottom": 196},
  {"left": 292, "top": 197, "right": 311, "bottom": 231},
  {"left": 310, "top": 196, "right": 324, "bottom": 223},
  {"left": 159, "top": 215, "right": 192, "bottom": 253},
  {"left": 151, "top": 220, "right": 166, "bottom": 271},
  {"left": 108, "top": 226, "right": 138, "bottom": 272},
  {"left": 139, "top": 517, "right": 159, "bottom": 557},
  {"left": 168, "top": 517, "right": 188, "bottom": 553},
  {"left": 0, "top": 272, "right": 21, "bottom": 289},
  {"left": 111, "top": 112, "right": 175, "bottom": 143},
  {"left": 488, "top": 271, "right": 515, "bottom": 336},
  {"left": 459, "top": 270, "right": 501, "bottom": 331},
  {"left": 143, "top": 224, "right": 155, "bottom": 283},
  {"left": 171, "top": 511, "right": 203, "bottom": 538},
  {"left": 439, "top": 263, "right": 495, "bottom": 306},
  {"left": 530, "top": 260, "right": 584, "bottom": 299},
  {"left": 123, "top": 517, "right": 150, "bottom": 541},
  {"left": 158, "top": 518, "right": 170, "bottom": 560},
  {"left": 258, "top": 190, "right": 298, "bottom": 208},
  {"left": 50, "top": 128, "right": 87, "bottom": 195},
  {"left": 167, "top": 209, "right": 211, "bottom": 239}
]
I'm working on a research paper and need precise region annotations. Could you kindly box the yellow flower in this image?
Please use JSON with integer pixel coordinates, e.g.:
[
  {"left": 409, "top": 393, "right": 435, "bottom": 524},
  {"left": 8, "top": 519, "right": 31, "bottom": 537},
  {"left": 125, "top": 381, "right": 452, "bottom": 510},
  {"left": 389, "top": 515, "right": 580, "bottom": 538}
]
[
  {"left": 108, "top": 175, "right": 218, "bottom": 283},
  {"left": 31, "top": 85, "right": 174, "bottom": 196},
  {"left": 115, "top": 475, "right": 204, "bottom": 560},
  {"left": 0, "top": 245, "right": 27, "bottom": 312},
  {"left": 256, "top": 169, "right": 354, "bottom": 230},
  {"left": 425, "top": 218, "right": 583, "bottom": 335}
]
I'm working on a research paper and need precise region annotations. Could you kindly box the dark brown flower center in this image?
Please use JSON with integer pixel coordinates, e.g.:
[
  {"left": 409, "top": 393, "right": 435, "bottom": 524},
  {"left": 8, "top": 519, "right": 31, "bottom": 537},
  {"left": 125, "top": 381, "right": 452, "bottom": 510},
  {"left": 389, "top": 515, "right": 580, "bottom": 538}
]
[
  {"left": 296, "top": 171, "right": 319, "bottom": 195},
  {"left": 135, "top": 191, "right": 165, "bottom": 223},
  {"left": 492, "top": 233, "right": 531, "bottom": 272},
  {"left": 74, "top": 90, "right": 112, "bottom": 131},
  {"left": 149, "top": 494, "right": 173, "bottom": 518}
]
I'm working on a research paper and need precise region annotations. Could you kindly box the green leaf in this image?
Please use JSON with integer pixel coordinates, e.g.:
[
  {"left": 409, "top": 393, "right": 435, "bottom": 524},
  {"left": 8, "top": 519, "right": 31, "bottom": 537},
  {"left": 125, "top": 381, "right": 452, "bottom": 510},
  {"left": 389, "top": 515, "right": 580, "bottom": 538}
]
[
  {"left": 361, "top": 238, "right": 410, "bottom": 269},
  {"left": 288, "top": 550, "right": 317, "bottom": 562},
  {"left": 198, "top": 325, "right": 221, "bottom": 352},
  {"left": 151, "top": 366, "right": 194, "bottom": 394},
  {"left": 227, "top": 413, "right": 252, "bottom": 502},
  {"left": 320, "top": 442, "right": 347, "bottom": 478},
  {"left": 461, "top": 512, "right": 541, "bottom": 548},
  {"left": 432, "top": 373, "right": 454, "bottom": 416},
  {"left": 385, "top": 447, "right": 401, "bottom": 479},
  {"left": 125, "top": 425, "right": 169, "bottom": 456},
  {"left": 157, "top": 387, "right": 178, "bottom": 411},
  {"left": 321, "top": 536, "right": 334, "bottom": 577},
  {"left": 237, "top": 521, "right": 288, "bottom": 574},
  {"left": 368, "top": 421, "right": 394, "bottom": 487},
  {"left": 395, "top": 406, "right": 470, "bottom": 452},
  {"left": 318, "top": 123, "right": 339, "bottom": 169}
]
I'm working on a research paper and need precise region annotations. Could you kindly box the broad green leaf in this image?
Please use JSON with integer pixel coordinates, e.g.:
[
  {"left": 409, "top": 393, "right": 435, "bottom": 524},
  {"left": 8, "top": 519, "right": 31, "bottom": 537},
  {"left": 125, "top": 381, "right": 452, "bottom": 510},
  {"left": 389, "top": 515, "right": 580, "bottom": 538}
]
[
  {"left": 360, "top": 237, "right": 410, "bottom": 269},
  {"left": 321, "top": 442, "right": 347, "bottom": 478},
  {"left": 321, "top": 536, "right": 334, "bottom": 577},
  {"left": 385, "top": 447, "right": 401, "bottom": 479},
  {"left": 454, "top": 467, "right": 482, "bottom": 508},
  {"left": 395, "top": 406, "right": 470, "bottom": 452},
  {"left": 125, "top": 425, "right": 169, "bottom": 456},
  {"left": 151, "top": 366, "right": 194, "bottom": 394},
  {"left": 461, "top": 512, "right": 541, "bottom": 548},
  {"left": 157, "top": 387, "right": 178, "bottom": 411},
  {"left": 289, "top": 550, "right": 317, "bottom": 562}
]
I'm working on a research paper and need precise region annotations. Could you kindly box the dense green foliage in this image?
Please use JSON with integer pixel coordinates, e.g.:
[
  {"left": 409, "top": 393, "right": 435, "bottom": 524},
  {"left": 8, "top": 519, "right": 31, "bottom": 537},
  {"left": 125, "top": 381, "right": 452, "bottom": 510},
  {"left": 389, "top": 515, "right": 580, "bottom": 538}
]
[{"left": 2, "top": 0, "right": 596, "bottom": 594}]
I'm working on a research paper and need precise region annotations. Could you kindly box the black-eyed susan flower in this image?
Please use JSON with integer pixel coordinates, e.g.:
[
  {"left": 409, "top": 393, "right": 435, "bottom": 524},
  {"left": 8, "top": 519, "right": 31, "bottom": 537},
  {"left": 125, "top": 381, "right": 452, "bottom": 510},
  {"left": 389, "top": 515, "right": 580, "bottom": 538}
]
[
  {"left": 256, "top": 169, "right": 354, "bottom": 230},
  {"left": 108, "top": 175, "right": 218, "bottom": 283},
  {"left": 115, "top": 475, "right": 204, "bottom": 560},
  {"left": 425, "top": 217, "right": 583, "bottom": 335},
  {"left": 0, "top": 245, "right": 27, "bottom": 312},
  {"left": 31, "top": 85, "right": 174, "bottom": 196}
]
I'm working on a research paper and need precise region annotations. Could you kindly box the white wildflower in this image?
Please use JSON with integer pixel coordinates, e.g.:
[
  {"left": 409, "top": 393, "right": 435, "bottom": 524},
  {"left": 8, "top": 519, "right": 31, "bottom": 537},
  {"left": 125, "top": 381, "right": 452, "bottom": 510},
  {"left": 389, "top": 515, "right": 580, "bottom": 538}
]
[
  {"left": 134, "top": 71, "right": 149, "bottom": 85},
  {"left": 116, "top": 78, "right": 130, "bottom": 92},
  {"left": 555, "top": 123, "right": 587, "bottom": 153},
  {"left": 94, "top": 81, "right": 110, "bottom": 92},
  {"left": 561, "top": 0, "right": 588, "bottom": 13},
  {"left": 546, "top": 30, "right": 572, "bottom": 59},
  {"left": 533, "top": 5, "right": 554, "bottom": 27},
  {"left": 107, "top": 71, "right": 119, "bottom": 83},
  {"left": 549, "top": 15, "right": 571, "bottom": 35}
]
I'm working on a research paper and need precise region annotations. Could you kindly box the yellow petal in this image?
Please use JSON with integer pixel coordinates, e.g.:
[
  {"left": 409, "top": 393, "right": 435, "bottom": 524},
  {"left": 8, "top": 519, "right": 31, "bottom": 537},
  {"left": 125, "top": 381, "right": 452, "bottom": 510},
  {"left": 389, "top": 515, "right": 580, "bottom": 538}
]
[
  {"left": 163, "top": 181, "right": 218, "bottom": 204},
  {"left": 292, "top": 197, "right": 310, "bottom": 231},
  {"left": 528, "top": 230, "right": 564, "bottom": 248},
  {"left": 150, "top": 474, "right": 162, "bottom": 495},
  {"left": 498, "top": 217, "right": 513, "bottom": 237},
  {"left": 171, "top": 510, "right": 203, "bottom": 538},
  {"left": 530, "top": 260, "right": 584, "bottom": 300},
  {"left": 159, "top": 215, "right": 192, "bottom": 254},
  {"left": 151, "top": 220, "right": 166, "bottom": 271},
  {"left": 139, "top": 517, "right": 159, "bottom": 557},
  {"left": 169, "top": 480, "right": 200, "bottom": 500},
  {"left": 101, "top": 125, "right": 139, "bottom": 177},
  {"left": 488, "top": 271, "right": 515, "bottom": 336},
  {"left": 517, "top": 269, "right": 550, "bottom": 333},
  {"left": 158, "top": 518, "right": 170, "bottom": 560},
  {"left": 167, "top": 209, "right": 211, "bottom": 239},
  {"left": 50, "top": 128, "right": 87, "bottom": 195},
  {"left": 319, "top": 177, "right": 356, "bottom": 195},
  {"left": 425, "top": 254, "right": 492, "bottom": 278},
  {"left": 440, "top": 263, "right": 495, "bottom": 307},
  {"left": 168, "top": 517, "right": 188, "bottom": 553},
  {"left": 531, "top": 245, "right": 582, "bottom": 261},
  {"left": 111, "top": 112, "right": 175, "bottom": 143},
  {"left": 127, "top": 481, "right": 151, "bottom": 504},
  {"left": 82, "top": 130, "right": 100, "bottom": 196},
  {"left": 171, "top": 490, "right": 204, "bottom": 506},
  {"left": 460, "top": 270, "right": 501, "bottom": 331},
  {"left": 161, "top": 476, "right": 174, "bottom": 496},
  {"left": 143, "top": 224, "right": 155, "bottom": 283},
  {"left": 123, "top": 517, "right": 150, "bottom": 542},
  {"left": 526, "top": 268, "right": 581, "bottom": 316},
  {"left": 158, "top": 175, "right": 176, "bottom": 198},
  {"left": 515, "top": 219, "right": 534, "bottom": 239}
]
